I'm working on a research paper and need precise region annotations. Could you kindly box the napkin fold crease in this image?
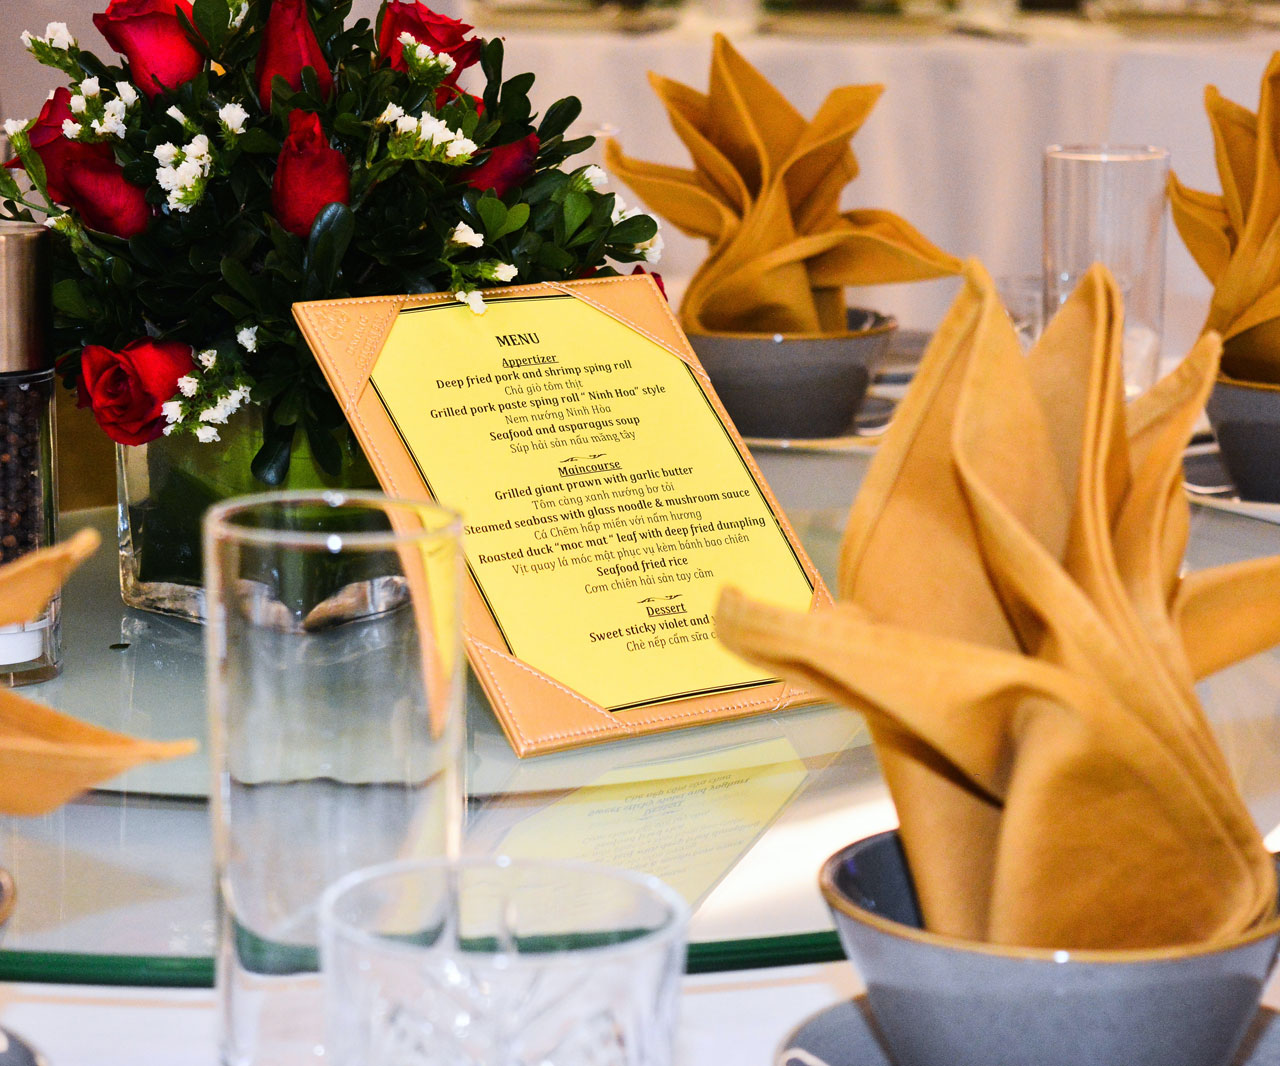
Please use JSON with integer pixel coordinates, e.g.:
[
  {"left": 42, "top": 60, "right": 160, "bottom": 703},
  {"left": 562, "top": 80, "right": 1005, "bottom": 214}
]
[
  {"left": 605, "top": 35, "right": 961, "bottom": 336},
  {"left": 1171, "top": 53, "right": 1280, "bottom": 382},
  {"left": 718, "top": 260, "right": 1280, "bottom": 950}
]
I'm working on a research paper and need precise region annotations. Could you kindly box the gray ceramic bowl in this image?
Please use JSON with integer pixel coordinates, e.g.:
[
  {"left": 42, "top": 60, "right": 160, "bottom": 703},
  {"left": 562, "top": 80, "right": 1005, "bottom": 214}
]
[
  {"left": 820, "top": 830, "right": 1280, "bottom": 1066},
  {"left": 1206, "top": 377, "right": 1280, "bottom": 503},
  {"left": 687, "top": 309, "right": 896, "bottom": 439}
]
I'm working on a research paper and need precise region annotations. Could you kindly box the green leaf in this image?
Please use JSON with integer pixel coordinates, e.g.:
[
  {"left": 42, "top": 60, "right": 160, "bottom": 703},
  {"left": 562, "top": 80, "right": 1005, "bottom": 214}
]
[
  {"left": 562, "top": 190, "right": 591, "bottom": 239},
  {"left": 333, "top": 112, "right": 364, "bottom": 137},
  {"left": 192, "top": 0, "right": 231, "bottom": 53},
  {"left": 0, "top": 169, "right": 21, "bottom": 203},
  {"left": 51, "top": 279, "right": 91, "bottom": 319},
  {"left": 251, "top": 427, "right": 295, "bottom": 486},
  {"left": 237, "top": 128, "right": 281, "bottom": 154},
  {"left": 274, "top": 390, "right": 304, "bottom": 425},
  {"left": 475, "top": 197, "right": 507, "bottom": 241},
  {"left": 538, "top": 97, "right": 582, "bottom": 142},
  {"left": 305, "top": 202, "right": 356, "bottom": 293},
  {"left": 609, "top": 214, "right": 658, "bottom": 245},
  {"left": 13, "top": 138, "right": 48, "bottom": 202},
  {"left": 493, "top": 202, "right": 529, "bottom": 241},
  {"left": 220, "top": 256, "right": 261, "bottom": 307},
  {"left": 303, "top": 416, "right": 343, "bottom": 477},
  {"left": 536, "top": 244, "right": 573, "bottom": 271},
  {"left": 480, "top": 38, "right": 504, "bottom": 116}
]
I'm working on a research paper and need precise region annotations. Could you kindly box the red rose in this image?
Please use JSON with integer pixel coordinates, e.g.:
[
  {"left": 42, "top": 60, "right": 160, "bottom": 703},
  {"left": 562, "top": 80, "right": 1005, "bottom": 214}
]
[
  {"left": 272, "top": 110, "right": 349, "bottom": 237},
  {"left": 466, "top": 133, "right": 539, "bottom": 198},
  {"left": 5, "top": 88, "right": 149, "bottom": 238},
  {"left": 376, "top": 1, "right": 481, "bottom": 83},
  {"left": 93, "top": 0, "right": 204, "bottom": 100},
  {"left": 256, "top": 0, "right": 334, "bottom": 108},
  {"left": 78, "top": 339, "right": 195, "bottom": 446}
]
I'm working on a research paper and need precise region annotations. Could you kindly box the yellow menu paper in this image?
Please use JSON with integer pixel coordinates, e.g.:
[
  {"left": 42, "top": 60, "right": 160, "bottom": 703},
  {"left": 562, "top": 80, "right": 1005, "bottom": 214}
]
[{"left": 296, "top": 275, "right": 830, "bottom": 755}]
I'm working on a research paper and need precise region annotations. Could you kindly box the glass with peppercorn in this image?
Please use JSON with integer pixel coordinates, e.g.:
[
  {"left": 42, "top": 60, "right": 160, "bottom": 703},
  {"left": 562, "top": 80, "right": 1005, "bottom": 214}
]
[{"left": 0, "top": 221, "right": 59, "bottom": 684}]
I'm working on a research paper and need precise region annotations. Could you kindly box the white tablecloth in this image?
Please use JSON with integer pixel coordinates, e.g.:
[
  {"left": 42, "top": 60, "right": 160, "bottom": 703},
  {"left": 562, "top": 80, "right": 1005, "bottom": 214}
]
[{"left": 2, "top": 8, "right": 1277, "bottom": 358}]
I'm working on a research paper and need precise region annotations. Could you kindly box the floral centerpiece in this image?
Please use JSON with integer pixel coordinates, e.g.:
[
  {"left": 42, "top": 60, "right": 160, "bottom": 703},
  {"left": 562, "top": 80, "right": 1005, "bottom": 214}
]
[{"left": 0, "top": 0, "right": 659, "bottom": 617}]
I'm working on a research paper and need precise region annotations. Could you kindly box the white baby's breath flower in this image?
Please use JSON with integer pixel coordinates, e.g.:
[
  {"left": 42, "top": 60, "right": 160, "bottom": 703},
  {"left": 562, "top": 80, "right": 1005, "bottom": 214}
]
[
  {"left": 456, "top": 289, "right": 486, "bottom": 314},
  {"left": 449, "top": 222, "right": 483, "bottom": 248},
  {"left": 19, "top": 31, "right": 34, "bottom": 50},
  {"left": 236, "top": 326, "right": 258, "bottom": 352},
  {"left": 68, "top": 94, "right": 86, "bottom": 114},
  {"left": 417, "top": 114, "right": 450, "bottom": 146},
  {"left": 610, "top": 194, "right": 631, "bottom": 224},
  {"left": 115, "top": 81, "right": 138, "bottom": 106},
  {"left": 582, "top": 165, "right": 606, "bottom": 189},
  {"left": 97, "top": 99, "right": 127, "bottom": 137},
  {"left": 414, "top": 42, "right": 431, "bottom": 60},
  {"left": 438, "top": 53, "right": 456, "bottom": 74},
  {"left": 230, "top": 2, "right": 248, "bottom": 29},
  {"left": 173, "top": 158, "right": 204, "bottom": 187},
  {"left": 79, "top": 77, "right": 100, "bottom": 97},
  {"left": 154, "top": 142, "right": 179, "bottom": 166},
  {"left": 394, "top": 115, "right": 418, "bottom": 136},
  {"left": 217, "top": 102, "right": 248, "bottom": 135},
  {"left": 636, "top": 230, "right": 664, "bottom": 264},
  {"left": 61, "top": 118, "right": 81, "bottom": 139},
  {"left": 444, "top": 137, "right": 476, "bottom": 159},
  {"left": 44, "top": 23, "right": 74, "bottom": 49},
  {"left": 491, "top": 262, "right": 517, "bottom": 283},
  {"left": 229, "top": 385, "right": 252, "bottom": 406},
  {"left": 177, "top": 375, "right": 199, "bottom": 397},
  {"left": 163, "top": 424, "right": 176, "bottom": 436},
  {"left": 375, "top": 103, "right": 405, "bottom": 126},
  {"left": 166, "top": 105, "right": 187, "bottom": 125},
  {"left": 200, "top": 405, "right": 229, "bottom": 424},
  {"left": 3, "top": 119, "right": 26, "bottom": 138},
  {"left": 185, "top": 134, "right": 211, "bottom": 163},
  {"left": 155, "top": 165, "right": 181, "bottom": 192},
  {"left": 196, "top": 425, "right": 220, "bottom": 443},
  {"left": 197, "top": 348, "right": 218, "bottom": 369},
  {"left": 397, "top": 30, "right": 418, "bottom": 46},
  {"left": 161, "top": 401, "right": 184, "bottom": 424}
]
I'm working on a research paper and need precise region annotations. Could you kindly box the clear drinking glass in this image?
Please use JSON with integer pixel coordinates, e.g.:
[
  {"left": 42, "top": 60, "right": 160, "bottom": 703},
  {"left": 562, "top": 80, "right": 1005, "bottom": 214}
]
[
  {"left": 1043, "top": 144, "right": 1170, "bottom": 398},
  {"left": 205, "top": 491, "right": 465, "bottom": 1066},
  {"left": 319, "top": 857, "right": 690, "bottom": 1066},
  {"left": 994, "top": 274, "right": 1046, "bottom": 351}
]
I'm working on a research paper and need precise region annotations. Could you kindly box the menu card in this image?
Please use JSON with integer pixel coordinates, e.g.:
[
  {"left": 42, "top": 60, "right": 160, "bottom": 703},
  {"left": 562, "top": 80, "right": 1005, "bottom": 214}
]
[{"left": 296, "top": 276, "right": 830, "bottom": 755}]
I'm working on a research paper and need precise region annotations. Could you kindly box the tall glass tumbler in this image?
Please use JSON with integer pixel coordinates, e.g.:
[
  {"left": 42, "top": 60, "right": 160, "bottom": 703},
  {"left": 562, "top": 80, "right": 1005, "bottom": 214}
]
[
  {"left": 1043, "top": 145, "right": 1170, "bottom": 398},
  {"left": 320, "top": 857, "right": 690, "bottom": 1066},
  {"left": 205, "top": 491, "right": 465, "bottom": 1066}
]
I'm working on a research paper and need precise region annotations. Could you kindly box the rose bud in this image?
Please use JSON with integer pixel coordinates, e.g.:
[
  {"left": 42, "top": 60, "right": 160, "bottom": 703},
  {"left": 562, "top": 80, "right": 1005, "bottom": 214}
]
[
  {"left": 6, "top": 88, "right": 149, "bottom": 238},
  {"left": 271, "top": 110, "right": 349, "bottom": 237},
  {"left": 256, "top": 0, "right": 334, "bottom": 108},
  {"left": 77, "top": 339, "right": 196, "bottom": 446},
  {"left": 467, "top": 132, "right": 539, "bottom": 198},
  {"left": 92, "top": 0, "right": 205, "bottom": 100},
  {"left": 376, "top": 1, "right": 481, "bottom": 82}
]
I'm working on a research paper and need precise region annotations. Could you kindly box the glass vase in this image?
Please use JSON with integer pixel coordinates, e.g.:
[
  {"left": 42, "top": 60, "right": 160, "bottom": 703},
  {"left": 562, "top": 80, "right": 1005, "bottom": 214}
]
[{"left": 116, "top": 408, "right": 378, "bottom": 622}]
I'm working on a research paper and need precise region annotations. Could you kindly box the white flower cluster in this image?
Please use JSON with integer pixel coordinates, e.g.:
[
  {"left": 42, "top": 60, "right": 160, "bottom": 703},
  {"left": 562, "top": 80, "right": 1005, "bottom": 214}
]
[
  {"left": 396, "top": 31, "right": 457, "bottom": 84},
  {"left": 375, "top": 103, "right": 476, "bottom": 164},
  {"left": 570, "top": 165, "right": 607, "bottom": 193},
  {"left": 155, "top": 134, "right": 214, "bottom": 213},
  {"left": 56, "top": 78, "right": 137, "bottom": 142},
  {"left": 448, "top": 222, "right": 483, "bottom": 248},
  {"left": 455, "top": 289, "right": 486, "bottom": 314},
  {"left": 217, "top": 102, "right": 249, "bottom": 138},
  {"left": 610, "top": 193, "right": 664, "bottom": 263},
  {"left": 20, "top": 22, "right": 76, "bottom": 52},
  {"left": 162, "top": 345, "right": 255, "bottom": 443}
]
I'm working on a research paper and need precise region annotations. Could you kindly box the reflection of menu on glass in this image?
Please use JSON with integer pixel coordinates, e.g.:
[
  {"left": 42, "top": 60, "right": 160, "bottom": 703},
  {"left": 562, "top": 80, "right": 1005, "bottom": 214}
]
[{"left": 369, "top": 292, "right": 815, "bottom": 711}]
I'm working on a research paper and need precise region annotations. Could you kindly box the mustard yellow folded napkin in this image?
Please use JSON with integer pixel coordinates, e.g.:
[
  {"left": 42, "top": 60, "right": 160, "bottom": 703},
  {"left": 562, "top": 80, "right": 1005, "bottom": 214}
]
[
  {"left": 0, "top": 529, "right": 196, "bottom": 816},
  {"left": 1171, "top": 52, "right": 1280, "bottom": 383},
  {"left": 718, "top": 260, "right": 1280, "bottom": 950},
  {"left": 605, "top": 35, "right": 962, "bottom": 336}
]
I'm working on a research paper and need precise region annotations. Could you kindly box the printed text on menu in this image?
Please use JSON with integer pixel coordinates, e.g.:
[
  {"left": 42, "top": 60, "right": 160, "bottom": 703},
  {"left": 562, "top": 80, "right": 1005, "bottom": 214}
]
[{"left": 369, "top": 293, "right": 815, "bottom": 710}]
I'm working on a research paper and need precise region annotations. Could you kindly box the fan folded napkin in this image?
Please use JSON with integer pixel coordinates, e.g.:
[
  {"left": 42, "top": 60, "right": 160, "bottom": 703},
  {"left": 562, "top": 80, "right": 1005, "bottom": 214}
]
[
  {"left": 718, "top": 260, "right": 1280, "bottom": 950},
  {"left": 0, "top": 529, "right": 196, "bottom": 816},
  {"left": 1171, "top": 52, "right": 1280, "bottom": 383},
  {"left": 604, "top": 34, "right": 961, "bottom": 336}
]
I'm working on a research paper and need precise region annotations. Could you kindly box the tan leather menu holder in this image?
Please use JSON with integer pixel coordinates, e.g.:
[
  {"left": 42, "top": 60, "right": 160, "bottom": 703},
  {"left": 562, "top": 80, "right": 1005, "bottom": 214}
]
[{"left": 296, "top": 275, "right": 831, "bottom": 756}]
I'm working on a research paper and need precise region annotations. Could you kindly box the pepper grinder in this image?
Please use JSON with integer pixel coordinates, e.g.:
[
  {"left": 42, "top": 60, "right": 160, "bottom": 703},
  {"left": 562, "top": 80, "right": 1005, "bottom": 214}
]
[{"left": 0, "top": 221, "right": 59, "bottom": 685}]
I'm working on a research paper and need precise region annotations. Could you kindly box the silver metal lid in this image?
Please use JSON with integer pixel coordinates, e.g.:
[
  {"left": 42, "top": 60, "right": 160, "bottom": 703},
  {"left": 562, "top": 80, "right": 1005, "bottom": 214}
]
[{"left": 0, "top": 221, "right": 51, "bottom": 374}]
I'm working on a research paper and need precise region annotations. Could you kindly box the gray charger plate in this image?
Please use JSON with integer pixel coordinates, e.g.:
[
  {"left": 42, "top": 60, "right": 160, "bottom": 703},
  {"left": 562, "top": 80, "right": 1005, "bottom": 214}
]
[{"left": 775, "top": 998, "right": 1280, "bottom": 1066}]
